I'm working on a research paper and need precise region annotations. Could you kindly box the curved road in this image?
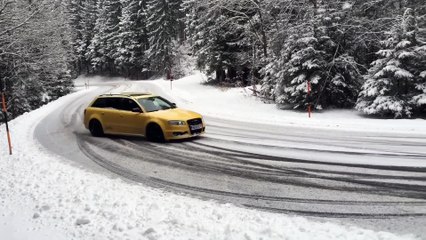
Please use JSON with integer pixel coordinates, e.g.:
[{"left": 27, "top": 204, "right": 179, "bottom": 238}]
[{"left": 35, "top": 81, "right": 426, "bottom": 237}]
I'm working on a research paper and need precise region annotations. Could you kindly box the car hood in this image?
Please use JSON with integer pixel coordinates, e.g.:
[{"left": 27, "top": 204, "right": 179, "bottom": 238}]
[{"left": 147, "top": 108, "right": 201, "bottom": 120}]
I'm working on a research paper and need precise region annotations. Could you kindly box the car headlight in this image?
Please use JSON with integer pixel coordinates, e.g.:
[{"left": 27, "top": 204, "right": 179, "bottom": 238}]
[{"left": 168, "top": 120, "right": 186, "bottom": 126}]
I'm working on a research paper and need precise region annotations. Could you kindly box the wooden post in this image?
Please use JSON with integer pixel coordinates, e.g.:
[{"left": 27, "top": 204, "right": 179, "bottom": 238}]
[
  {"left": 167, "top": 69, "right": 173, "bottom": 90},
  {"left": 1, "top": 92, "right": 12, "bottom": 155},
  {"left": 307, "top": 80, "right": 312, "bottom": 118}
]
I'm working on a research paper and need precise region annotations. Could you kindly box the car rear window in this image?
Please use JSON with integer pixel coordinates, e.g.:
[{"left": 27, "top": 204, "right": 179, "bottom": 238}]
[
  {"left": 91, "top": 98, "right": 108, "bottom": 108},
  {"left": 91, "top": 97, "right": 141, "bottom": 112},
  {"left": 91, "top": 97, "right": 120, "bottom": 108}
]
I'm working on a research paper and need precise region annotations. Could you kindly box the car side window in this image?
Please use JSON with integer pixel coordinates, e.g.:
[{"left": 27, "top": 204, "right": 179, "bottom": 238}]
[
  {"left": 102, "top": 97, "right": 118, "bottom": 109},
  {"left": 91, "top": 97, "right": 140, "bottom": 111},
  {"left": 117, "top": 98, "right": 141, "bottom": 112},
  {"left": 91, "top": 98, "right": 108, "bottom": 108},
  {"left": 128, "top": 99, "right": 141, "bottom": 111}
]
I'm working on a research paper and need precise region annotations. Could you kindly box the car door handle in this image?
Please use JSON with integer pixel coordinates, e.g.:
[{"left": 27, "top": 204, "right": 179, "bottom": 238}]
[{"left": 101, "top": 112, "right": 105, "bottom": 115}]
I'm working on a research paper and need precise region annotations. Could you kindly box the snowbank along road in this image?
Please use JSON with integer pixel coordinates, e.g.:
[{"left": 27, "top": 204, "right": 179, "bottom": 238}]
[{"left": 35, "top": 78, "right": 426, "bottom": 237}]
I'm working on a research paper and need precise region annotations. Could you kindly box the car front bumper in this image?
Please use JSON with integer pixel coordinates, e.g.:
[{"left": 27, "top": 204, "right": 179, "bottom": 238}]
[{"left": 164, "top": 126, "right": 205, "bottom": 140}]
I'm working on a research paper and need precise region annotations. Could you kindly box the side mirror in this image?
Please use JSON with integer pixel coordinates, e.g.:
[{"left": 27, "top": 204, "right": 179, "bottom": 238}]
[
  {"left": 171, "top": 103, "right": 177, "bottom": 108},
  {"left": 132, "top": 107, "right": 142, "bottom": 113}
]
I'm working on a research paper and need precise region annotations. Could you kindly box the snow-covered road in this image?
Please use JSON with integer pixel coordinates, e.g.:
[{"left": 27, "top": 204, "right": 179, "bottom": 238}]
[
  {"left": 33, "top": 76, "right": 426, "bottom": 237},
  {"left": 1, "top": 74, "right": 426, "bottom": 239}
]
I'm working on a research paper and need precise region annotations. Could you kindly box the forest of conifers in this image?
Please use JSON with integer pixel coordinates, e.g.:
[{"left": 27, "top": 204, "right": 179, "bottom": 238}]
[{"left": 0, "top": 0, "right": 425, "bottom": 118}]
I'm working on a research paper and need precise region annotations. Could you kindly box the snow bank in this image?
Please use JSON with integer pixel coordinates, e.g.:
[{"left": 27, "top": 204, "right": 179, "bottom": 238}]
[
  {"left": 0, "top": 79, "right": 420, "bottom": 239},
  {"left": 148, "top": 72, "right": 426, "bottom": 134}
]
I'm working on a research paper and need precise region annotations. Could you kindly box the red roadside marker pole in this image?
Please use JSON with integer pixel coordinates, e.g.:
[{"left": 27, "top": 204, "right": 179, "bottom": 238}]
[
  {"left": 307, "top": 80, "right": 312, "bottom": 118},
  {"left": 1, "top": 92, "right": 12, "bottom": 155}
]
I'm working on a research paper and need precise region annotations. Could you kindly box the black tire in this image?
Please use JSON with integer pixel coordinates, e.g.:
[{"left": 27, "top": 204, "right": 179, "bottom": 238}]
[
  {"left": 146, "top": 123, "right": 165, "bottom": 142},
  {"left": 89, "top": 119, "right": 104, "bottom": 137}
]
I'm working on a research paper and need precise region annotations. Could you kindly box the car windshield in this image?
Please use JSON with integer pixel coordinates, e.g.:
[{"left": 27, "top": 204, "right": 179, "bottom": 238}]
[{"left": 137, "top": 96, "right": 174, "bottom": 112}]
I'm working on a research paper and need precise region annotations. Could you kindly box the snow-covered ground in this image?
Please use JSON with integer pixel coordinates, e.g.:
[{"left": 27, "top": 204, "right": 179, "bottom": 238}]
[{"left": 0, "top": 74, "right": 424, "bottom": 239}]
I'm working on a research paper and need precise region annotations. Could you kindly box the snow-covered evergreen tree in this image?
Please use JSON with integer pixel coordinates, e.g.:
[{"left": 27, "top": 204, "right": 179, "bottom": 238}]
[
  {"left": 146, "top": 0, "right": 183, "bottom": 75},
  {"left": 258, "top": 0, "right": 307, "bottom": 102},
  {"left": 186, "top": 0, "right": 256, "bottom": 84},
  {"left": 356, "top": 8, "right": 426, "bottom": 118},
  {"left": 68, "top": 0, "right": 84, "bottom": 73},
  {"left": 259, "top": 60, "right": 281, "bottom": 103},
  {"left": 79, "top": 0, "right": 98, "bottom": 73},
  {"left": 182, "top": 0, "right": 198, "bottom": 45},
  {"left": 411, "top": 45, "right": 426, "bottom": 113},
  {"left": 114, "top": 0, "right": 148, "bottom": 77},
  {"left": 87, "top": 0, "right": 121, "bottom": 73},
  {"left": 275, "top": 36, "right": 327, "bottom": 109},
  {"left": 187, "top": 0, "right": 223, "bottom": 80},
  {"left": 67, "top": 0, "right": 98, "bottom": 74},
  {"left": 316, "top": 7, "right": 362, "bottom": 108},
  {"left": 271, "top": 1, "right": 361, "bottom": 110},
  {"left": 104, "top": 0, "right": 122, "bottom": 72},
  {"left": 86, "top": 0, "right": 108, "bottom": 72}
]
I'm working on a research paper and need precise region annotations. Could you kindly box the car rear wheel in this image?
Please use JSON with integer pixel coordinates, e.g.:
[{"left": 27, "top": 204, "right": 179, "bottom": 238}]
[
  {"left": 89, "top": 119, "right": 104, "bottom": 137},
  {"left": 146, "top": 124, "right": 165, "bottom": 142}
]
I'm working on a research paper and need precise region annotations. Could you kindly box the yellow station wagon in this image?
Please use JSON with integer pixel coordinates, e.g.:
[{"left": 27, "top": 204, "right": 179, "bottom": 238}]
[{"left": 83, "top": 93, "right": 205, "bottom": 141}]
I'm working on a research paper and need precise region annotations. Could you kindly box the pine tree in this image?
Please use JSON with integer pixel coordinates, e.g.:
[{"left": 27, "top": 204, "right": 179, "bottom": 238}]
[
  {"left": 315, "top": 5, "right": 362, "bottom": 109},
  {"left": 272, "top": 1, "right": 361, "bottom": 110},
  {"left": 411, "top": 44, "right": 426, "bottom": 113},
  {"left": 104, "top": 0, "right": 122, "bottom": 72},
  {"left": 87, "top": 0, "right": 121, "bottom": 73},
  {"left": 275, "top": 36, "right": 327, "bottom": 109},
  {"left": 146, "top": 0, "right": 183, "bottom": 75},
  {"left": 259, "top": 59, "right": 281, "bottom": 103},
  {"left": 79, "top": 0, "right": 98, "bottom": 73},
  {"left": 114, "top": 0, "right": 148, "bottom": 77},
  {"left": 356, "top": 8, "right": 426, "bottom": 118},
  {"left": 186, "top": 0, "right": 255, "bottom": 83},
  {"left": 182, "top": 0, "right": 198, "bottom": 45},
  {"left": 86, "top": 0, "right": 108, "bottom": 72},
  {"left": 68, "top": 0, "right": 84, "bottom": 73},
  {"left": 258, "top": 0, "right": 309, "bottom": 102},
  {"left": 187, "top": 0, "right": 223, "bottom": 80}
]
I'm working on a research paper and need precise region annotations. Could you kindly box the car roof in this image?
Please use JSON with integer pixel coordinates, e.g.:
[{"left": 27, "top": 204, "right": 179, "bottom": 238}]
[{"left": 98, "top": 92, "right": 156, "bottom": 99}]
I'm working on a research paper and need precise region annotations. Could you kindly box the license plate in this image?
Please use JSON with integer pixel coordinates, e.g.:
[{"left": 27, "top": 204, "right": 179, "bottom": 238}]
[{"left": 190, "top": 124, "right": 203, "bottom": 131}]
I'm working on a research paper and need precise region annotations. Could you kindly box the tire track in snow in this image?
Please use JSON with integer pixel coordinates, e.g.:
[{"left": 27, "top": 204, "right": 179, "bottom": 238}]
[{"left": 74, "top": 133, "right": 426, "bottom": 218}]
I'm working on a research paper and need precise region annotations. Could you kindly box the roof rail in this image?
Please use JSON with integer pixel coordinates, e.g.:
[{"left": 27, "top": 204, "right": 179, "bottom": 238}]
[
  {"left": 99, "top": 93, "right": 122, "bottom": 96},
  {"left": 121, "top": 92, "right": 152, "bottom": 96},
  {"left": 99, "top": 92, "right": 152, "bottom": 97}
]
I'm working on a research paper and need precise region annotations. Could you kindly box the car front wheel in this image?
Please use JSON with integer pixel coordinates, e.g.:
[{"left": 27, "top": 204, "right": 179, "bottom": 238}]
[{"left": 146, "top": 123, "right": 165, "bottom": 142}]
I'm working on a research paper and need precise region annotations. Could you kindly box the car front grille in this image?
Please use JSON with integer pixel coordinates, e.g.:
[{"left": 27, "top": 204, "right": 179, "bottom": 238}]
[
  {"left": 187, "top": 118, "right": 203, "bottom": 135},
  {"left": 187, "top": 118, "right": 202, "bottom": 125}
]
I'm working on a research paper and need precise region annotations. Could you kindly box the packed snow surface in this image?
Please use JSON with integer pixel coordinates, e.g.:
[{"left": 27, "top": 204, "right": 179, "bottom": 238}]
[{"left": 0, "top": 73, "right": 424, "bottom": 239}]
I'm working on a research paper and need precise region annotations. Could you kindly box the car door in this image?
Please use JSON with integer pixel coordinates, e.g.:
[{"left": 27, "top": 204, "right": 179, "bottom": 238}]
[
  {"left": 100, "top": 97, "right": 123, "bottom": 134},
  {"left": 115, "top": 98, "right": 148, "bottom": 135}
]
